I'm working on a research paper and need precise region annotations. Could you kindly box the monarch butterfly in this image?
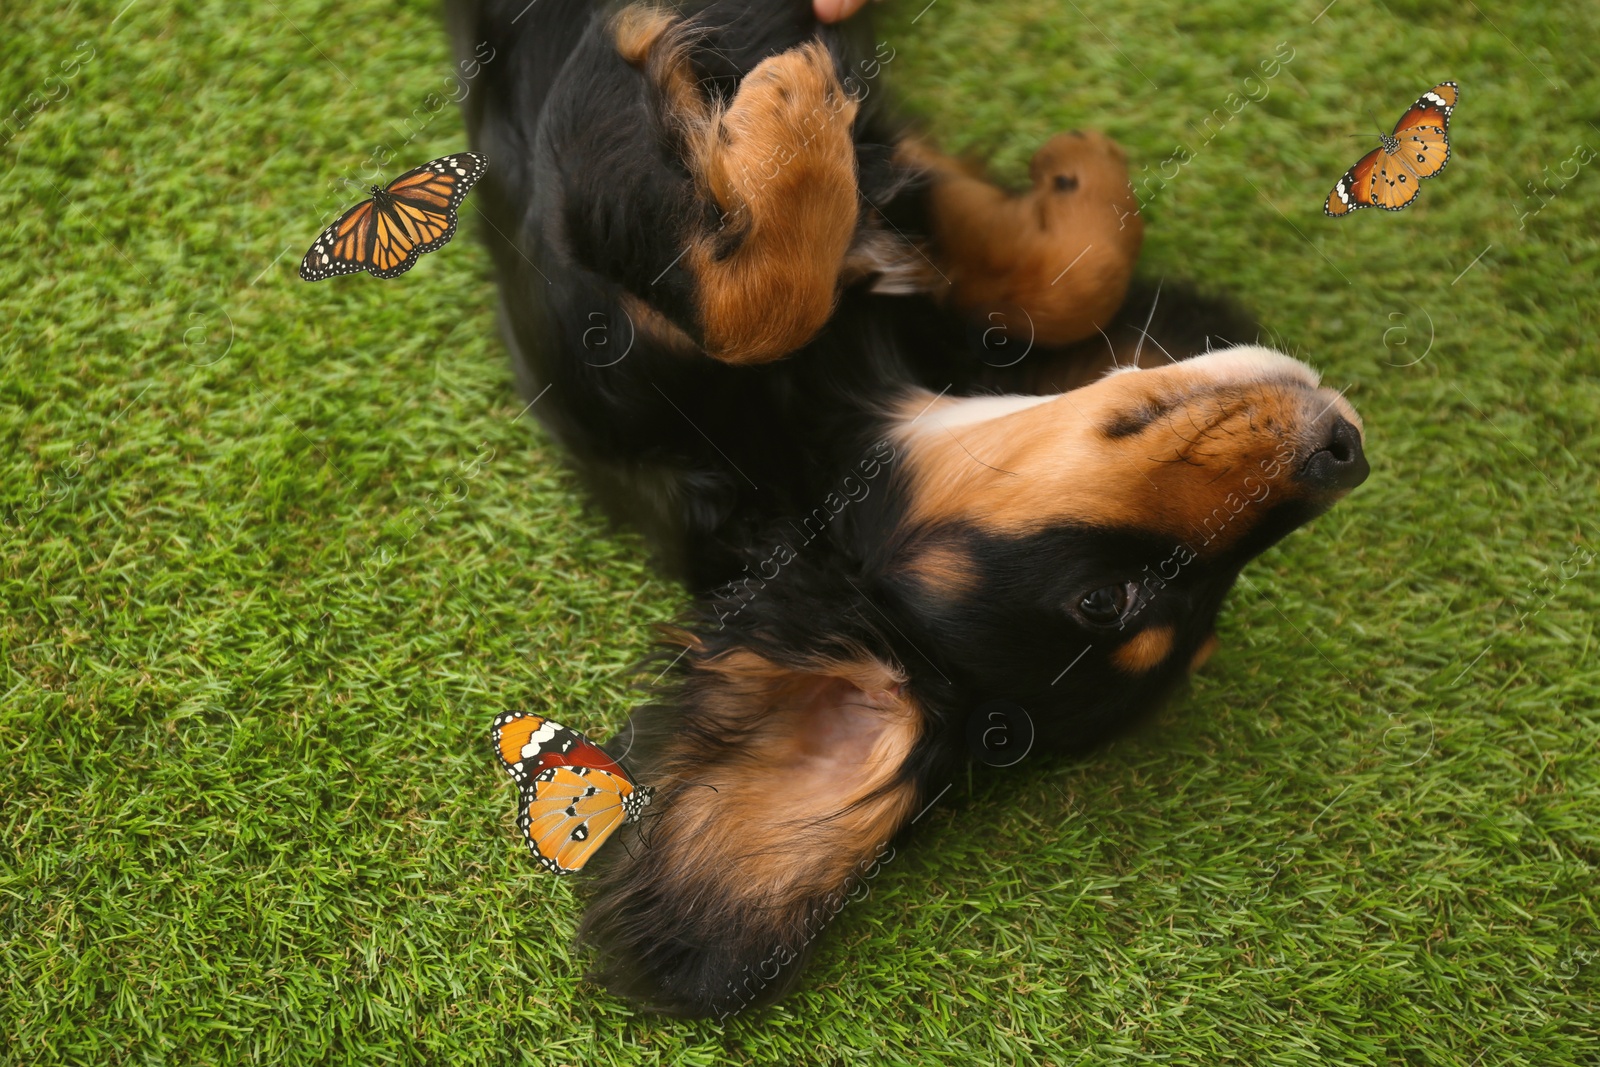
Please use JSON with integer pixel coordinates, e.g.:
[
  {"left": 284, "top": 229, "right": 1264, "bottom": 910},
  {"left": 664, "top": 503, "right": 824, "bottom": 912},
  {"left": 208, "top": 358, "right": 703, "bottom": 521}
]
[
  {"left": 489, "top": 711, "right": 653, "bottom": 875},
  {"left": 299, "top": 152, "right": 487, "bottom": 280},
  {"left": 1325, "top": 83, "right": 1457, "bottom": 216}
]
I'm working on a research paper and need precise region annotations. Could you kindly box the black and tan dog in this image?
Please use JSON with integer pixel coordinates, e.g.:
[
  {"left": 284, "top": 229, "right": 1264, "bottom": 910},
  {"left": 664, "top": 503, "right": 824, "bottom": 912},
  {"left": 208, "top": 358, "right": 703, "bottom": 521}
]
[{"left": 447, "top": 0, "right": 1368, "bottom": 1017}]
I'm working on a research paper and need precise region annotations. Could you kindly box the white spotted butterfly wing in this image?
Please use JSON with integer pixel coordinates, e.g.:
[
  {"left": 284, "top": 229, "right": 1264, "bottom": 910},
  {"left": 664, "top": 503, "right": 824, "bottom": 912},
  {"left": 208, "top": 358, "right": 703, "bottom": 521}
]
[
  {"left": 490, "top": 711, "right": 652, "bottom": 875},
  {"left": 1326, "top": 83, "right": 1456, "bottom": 216},
  {"left": 300, "top": 152, "right": 487, "bottom": 280}
]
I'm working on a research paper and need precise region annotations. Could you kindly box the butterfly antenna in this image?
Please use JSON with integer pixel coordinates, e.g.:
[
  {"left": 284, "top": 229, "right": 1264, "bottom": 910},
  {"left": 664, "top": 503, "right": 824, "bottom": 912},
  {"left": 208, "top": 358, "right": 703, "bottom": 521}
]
[{"left": 634, "top": 807, "right": 682, "bottom": 851}]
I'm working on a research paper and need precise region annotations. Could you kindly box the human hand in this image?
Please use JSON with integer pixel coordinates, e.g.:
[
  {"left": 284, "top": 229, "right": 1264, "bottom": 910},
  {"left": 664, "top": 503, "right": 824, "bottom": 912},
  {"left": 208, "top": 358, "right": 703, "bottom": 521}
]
[{"left": 814, "top": 0, "right": 873, "bottom": 23}]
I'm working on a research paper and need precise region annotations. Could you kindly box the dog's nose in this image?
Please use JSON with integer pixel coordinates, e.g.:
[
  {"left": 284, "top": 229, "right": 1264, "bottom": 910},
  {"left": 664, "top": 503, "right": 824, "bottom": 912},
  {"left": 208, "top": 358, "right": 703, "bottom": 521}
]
[{"left": 1298, "top": 416, "right": 1369, "bottom": 491}]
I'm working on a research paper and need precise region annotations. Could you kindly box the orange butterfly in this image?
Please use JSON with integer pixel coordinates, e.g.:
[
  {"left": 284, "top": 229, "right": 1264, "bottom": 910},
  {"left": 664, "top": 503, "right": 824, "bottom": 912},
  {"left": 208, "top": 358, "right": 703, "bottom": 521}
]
[
  {"left": 1325, "top": 83, "right": 1457, "bottom": 216},
  {"left": 300, "top": 152, "right": 487, "bottom": 280},
  {"left": 490, "top": 711, "right": 653, "bottom": 875}
]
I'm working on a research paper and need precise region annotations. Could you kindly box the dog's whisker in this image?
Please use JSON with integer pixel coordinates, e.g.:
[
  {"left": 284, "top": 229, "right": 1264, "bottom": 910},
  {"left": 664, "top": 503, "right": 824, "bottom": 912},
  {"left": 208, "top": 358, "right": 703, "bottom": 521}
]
[{"left": 1131, "top": 277, "right": 1163, "bottom": 368}]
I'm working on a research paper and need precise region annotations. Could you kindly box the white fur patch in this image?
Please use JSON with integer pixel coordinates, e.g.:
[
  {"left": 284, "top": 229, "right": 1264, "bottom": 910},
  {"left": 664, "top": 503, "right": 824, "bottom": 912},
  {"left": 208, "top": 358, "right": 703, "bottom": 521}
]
[{"left": 1177, "top": 345, "right": 1322, "bottom": 389}]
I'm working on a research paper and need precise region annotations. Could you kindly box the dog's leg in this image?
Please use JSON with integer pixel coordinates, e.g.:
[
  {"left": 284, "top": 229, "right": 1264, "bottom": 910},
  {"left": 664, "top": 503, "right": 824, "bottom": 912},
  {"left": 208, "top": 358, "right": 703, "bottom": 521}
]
[
  {"left": 899, "top": 132, "right": 1145, "bottom": 348},
  {"left": 578, "top": 631, "right": 930, "bottom": 1017},
  {"left": 617, "top": 6, "right": 861, "bottom": 365}
]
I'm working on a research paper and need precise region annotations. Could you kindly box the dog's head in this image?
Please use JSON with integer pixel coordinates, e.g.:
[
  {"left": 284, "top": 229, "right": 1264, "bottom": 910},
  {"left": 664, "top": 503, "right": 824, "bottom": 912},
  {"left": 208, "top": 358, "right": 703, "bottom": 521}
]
[{"left": 886, "top": 345, "right": 1366, "bottom": 748}]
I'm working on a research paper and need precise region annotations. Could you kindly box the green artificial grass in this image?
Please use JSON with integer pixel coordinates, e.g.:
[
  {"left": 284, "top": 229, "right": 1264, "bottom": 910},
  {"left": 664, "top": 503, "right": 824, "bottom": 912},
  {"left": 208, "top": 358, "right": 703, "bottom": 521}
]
[{"left": 2, "top": 0, "right": 1597, "bottom": 1063}]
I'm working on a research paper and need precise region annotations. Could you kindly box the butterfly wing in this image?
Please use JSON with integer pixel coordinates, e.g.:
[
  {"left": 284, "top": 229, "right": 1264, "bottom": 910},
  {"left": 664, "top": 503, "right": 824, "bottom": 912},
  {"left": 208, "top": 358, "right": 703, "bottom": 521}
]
[
  {"left": 1382, "top": 81, "right": 1459, "bottom": 194},
  {"left": 299, "top": 152, "right": 487, "bottom": 281},
  {"left": 1324, "top": 146, "right": 1384, "bottom": 217},
  {"left": 385, "top": 152, "right": 487, "bottom": 217},
  {"left": 300, "top": 198, "right": 378, "bottom": 280},
  {"left": 490, "top": 711, "right": 652, "bottom": 873},
  {"left": 1370, "top": 148, "right": 1426, "bottom": 211},
  {"left": 490, "top": 711, "right": 630, "bottom": 785},
  {"left": 1326, "top": 82, "right": 1457, "bottom": 217},
  {"left": 1391, "top": 124, "right": 1450, "bottom": 180},
  {"left": 365, "top": 152, "right": 488, "bottom": 279},
  {"left": 1392, "top": 83, "right": 1457, "bottom": 143},
  {"left": 1372, "top": 81, "right": 1457, "bottom": 211},
  {"left": 519, "top": 765, "right": 643, "bottom": 875}
]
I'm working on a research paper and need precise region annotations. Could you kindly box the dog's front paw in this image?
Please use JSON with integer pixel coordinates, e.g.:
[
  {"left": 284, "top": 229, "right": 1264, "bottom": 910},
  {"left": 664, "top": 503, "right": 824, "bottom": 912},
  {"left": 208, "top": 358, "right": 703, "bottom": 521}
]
[
  {"left": 688, "top": 42, "right": 861, "bottom": 364},
  {"left": 615, "top": 5, "right": 862, "bottom": 365},
  {"left": 709, "top": 43, "right": 860, "bottom": 221}
]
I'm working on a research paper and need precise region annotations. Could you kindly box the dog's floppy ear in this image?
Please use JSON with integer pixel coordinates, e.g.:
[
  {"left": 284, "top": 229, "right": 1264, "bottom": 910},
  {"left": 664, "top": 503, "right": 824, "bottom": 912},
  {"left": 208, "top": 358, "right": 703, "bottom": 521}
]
[{"left": 578, "top": 633, "right": 927, "bottom": 1018}]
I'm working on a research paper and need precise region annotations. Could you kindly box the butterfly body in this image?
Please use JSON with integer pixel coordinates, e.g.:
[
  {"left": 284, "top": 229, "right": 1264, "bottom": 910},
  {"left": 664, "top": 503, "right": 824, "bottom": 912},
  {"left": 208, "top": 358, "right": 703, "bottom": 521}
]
[
  {"left": 490, "top": 711, "right": 652, "bottom": 875},
  {"left": 300, "top": 152, "right": 487, "bottom": 280},
  {"left": 1325, "top": 83, "right": 1456, "bottom": 216}
]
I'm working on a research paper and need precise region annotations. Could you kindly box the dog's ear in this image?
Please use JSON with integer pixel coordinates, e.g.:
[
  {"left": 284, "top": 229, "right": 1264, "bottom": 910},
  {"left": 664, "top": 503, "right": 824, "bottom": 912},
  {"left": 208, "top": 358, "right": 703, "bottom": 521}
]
[{"left": 577, "top": 635, "right": 927, "bottom": 1018}]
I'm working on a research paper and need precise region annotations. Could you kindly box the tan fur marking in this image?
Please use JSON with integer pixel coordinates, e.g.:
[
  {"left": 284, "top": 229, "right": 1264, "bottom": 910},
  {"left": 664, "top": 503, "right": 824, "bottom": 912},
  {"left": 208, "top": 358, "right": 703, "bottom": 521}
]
[
  {"left": 891, "top": 348, "right": 1363, "bottom": 556},
  {"left": 612, "top": 4, "right": 714, "bottom": 141},
  {"left": 900, "top": 131, "right": 1143, "bottom": 346},
  {"left": 1188, "top": 633, "right": 1219, "bottom": 672},
  {"left": 1112, "top": 626, "right": 1175, "bottom": 673},
  {"left": 901, "top": 543, "right": 978, "bottom": 599},
  {"left": 654, "top": 623, "right": 707, "bottom": 653},
  {"left": 611, "top": 4, "right": 679, "bottom": 67},
  {"left": 621, "top": 293, "right": 700, "bottom": 355}
]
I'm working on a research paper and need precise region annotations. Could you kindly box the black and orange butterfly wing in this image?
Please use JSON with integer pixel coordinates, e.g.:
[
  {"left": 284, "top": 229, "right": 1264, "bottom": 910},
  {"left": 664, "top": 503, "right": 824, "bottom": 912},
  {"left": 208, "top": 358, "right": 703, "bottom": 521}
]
[
  {"left": 1325, "top": 146, "right": 1384, "bottom": 217},
  {"left": 300, "top": 198, "right": 378, "bottom": 280},
  {"left": 490, "top": 711, "right": 630, "bottom": 784},
  {"left": 1370, "top": 82, "right": 1456, "bottom": 211},
  {"left": 1325, "top": 82, "right": 1456, "bottom": 217},
  {"left": 519, "top": 765, "right": 645, "bottom": 875},
  {"left": 1370, "top": 150, "right": 1425, "bottom": 211},
  {"left": 1391, "top": 81, "right": 1457, "bottom": 159},
  {"left": 299, "top": 152, "right": 487, "bottom": 280},
  {"left": 367, "top": 152, "right": 487, "bottom": 278},
  {"left": 489, "top": 711, "right": 652, "bottom": 874}
]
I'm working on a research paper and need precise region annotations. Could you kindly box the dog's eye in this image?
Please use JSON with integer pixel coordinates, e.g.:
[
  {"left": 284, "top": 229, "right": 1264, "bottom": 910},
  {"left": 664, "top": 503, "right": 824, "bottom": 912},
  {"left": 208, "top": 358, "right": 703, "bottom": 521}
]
[
  {"left": 1053, "top": 173, "right": 1079, "bottom": 192},
  {"left": 1075, "top": 582, "right": 1138, "bottom": 626}
]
